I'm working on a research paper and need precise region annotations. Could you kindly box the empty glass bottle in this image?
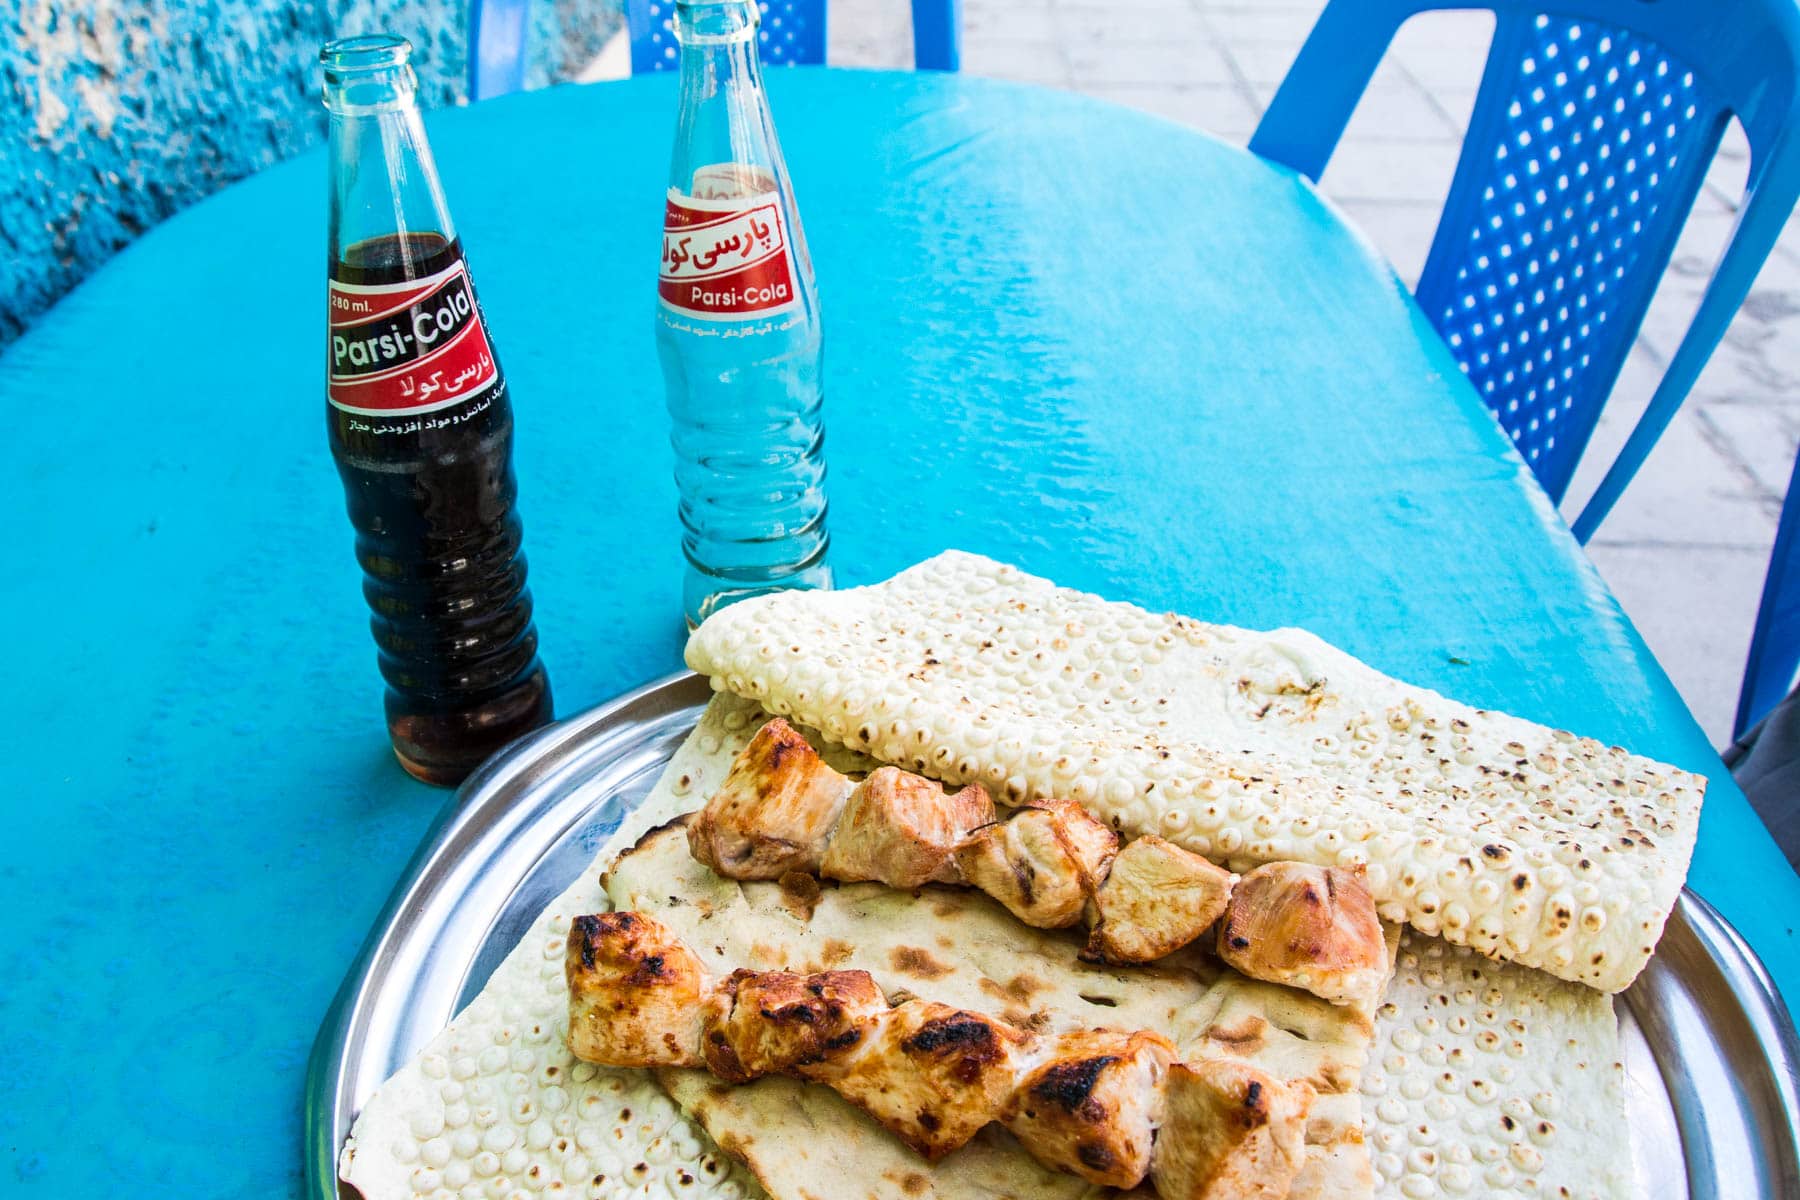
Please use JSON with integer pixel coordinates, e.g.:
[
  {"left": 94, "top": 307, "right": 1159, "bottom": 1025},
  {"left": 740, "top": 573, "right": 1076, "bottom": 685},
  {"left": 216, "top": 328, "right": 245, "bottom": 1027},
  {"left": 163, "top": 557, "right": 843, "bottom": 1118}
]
[{"left": 656, "top": 0, "right": 833, "bottom": 629}]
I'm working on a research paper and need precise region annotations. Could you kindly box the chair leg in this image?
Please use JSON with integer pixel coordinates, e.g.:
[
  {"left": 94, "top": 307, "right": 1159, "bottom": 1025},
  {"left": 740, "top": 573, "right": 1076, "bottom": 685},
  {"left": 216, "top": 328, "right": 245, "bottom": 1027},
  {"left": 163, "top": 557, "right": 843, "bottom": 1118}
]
[
  {"left": 1248, "top": 0, "right": 1409, "bottom": 181},
  {"left": 1571, "top": 138, "right": 1800, "bottom": 543},
  {"left": 1738, "top": 446, "right": 1800, "bottom": 739},
  {"left": 470, "top": 0, "right": 531, "bottom": 100},
  {"left": 911, "top": 0, "right": 961, "bottom": 72}
]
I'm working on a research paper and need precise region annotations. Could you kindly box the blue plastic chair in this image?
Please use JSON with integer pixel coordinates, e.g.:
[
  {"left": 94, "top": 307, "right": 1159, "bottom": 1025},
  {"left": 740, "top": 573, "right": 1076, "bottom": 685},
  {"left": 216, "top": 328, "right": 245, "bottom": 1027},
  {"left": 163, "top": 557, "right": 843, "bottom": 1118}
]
[
  {"left": 626, "top": 0, "right": 960, "bottom": 75},
  {"left": 470, "top": 0, "right": 961, "bottom": 99},
  {"left": 1250, "top": 0, "right": 1800, "bottom": 543},
  {"left": 1739, "top": 450, "right": 1800, "bottom": 736},
  {"left": 470, "top": 0, "right": 532, "bottom": 99}
]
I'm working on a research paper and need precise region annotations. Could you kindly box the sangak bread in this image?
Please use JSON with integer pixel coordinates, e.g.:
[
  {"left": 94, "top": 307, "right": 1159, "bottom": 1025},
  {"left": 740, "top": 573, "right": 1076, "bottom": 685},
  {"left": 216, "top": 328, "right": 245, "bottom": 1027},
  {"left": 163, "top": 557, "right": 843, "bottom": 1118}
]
[
  {"left": 684, "top": 551, "right": 1703, "bottom": 993},
  {"left": 336, "top": 701, "right": 765, "bottom": 1200},
  {"left": 342, "top": 695, "right": 1631, "bottom": 1200},
  {"left": 1362, "top": 931, "right": 1629, "bottom": 1199}
]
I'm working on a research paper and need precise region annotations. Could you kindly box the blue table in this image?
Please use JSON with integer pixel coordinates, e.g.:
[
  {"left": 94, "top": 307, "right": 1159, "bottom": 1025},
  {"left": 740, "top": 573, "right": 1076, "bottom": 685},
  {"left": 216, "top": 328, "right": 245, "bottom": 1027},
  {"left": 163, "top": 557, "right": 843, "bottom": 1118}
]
[{"left": 3, "top": 69, "right": 1794, "bottom": 1196}]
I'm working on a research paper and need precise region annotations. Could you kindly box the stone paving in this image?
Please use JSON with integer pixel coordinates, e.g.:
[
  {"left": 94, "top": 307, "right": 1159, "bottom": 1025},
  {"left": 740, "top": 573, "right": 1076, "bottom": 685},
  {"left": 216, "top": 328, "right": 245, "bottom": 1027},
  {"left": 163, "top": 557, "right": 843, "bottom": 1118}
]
[{"left": 813, "top": 0, "right": 1800, "bottom": 747}]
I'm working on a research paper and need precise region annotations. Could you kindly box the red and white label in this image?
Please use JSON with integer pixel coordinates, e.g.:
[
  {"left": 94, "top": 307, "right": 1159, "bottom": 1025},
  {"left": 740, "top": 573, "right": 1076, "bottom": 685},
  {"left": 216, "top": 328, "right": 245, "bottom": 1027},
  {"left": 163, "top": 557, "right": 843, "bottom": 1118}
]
[
  {"left": 328, "top": 259, "right": 499, "bottom": 416},
  {"left": 659, "top": 189, "right": 798, "bottom": 320}
]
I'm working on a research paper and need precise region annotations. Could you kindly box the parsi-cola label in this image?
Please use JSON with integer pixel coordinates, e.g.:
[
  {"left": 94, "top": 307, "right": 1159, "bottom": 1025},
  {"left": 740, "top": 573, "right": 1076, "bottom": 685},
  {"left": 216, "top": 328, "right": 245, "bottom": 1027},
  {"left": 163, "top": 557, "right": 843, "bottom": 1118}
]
[
  {"left": 328, "top": 258, "right": 499, "bottom": 416},
  {"left": 659, "top": 183, "right": 799, "bottom": 320}
]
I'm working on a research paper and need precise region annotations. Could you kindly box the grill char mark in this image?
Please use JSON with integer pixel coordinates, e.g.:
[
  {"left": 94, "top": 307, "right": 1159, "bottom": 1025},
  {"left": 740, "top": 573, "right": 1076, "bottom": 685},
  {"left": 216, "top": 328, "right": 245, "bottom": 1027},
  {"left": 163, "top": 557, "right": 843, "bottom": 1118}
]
[{"left": 1029, "top": 1055, "right": 1120, "bottom": 1113}]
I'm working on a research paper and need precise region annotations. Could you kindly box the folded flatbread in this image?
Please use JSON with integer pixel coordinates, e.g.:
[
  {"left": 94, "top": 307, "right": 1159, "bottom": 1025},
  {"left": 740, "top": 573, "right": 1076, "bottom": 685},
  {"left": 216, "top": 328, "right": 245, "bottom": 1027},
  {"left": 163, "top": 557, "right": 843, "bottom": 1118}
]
[
  {"left": 684, "top": 551, "right": 1703, "bottom": 993},
  {"left": 342, "top": 693, "right": 1631, "bottom": 1200}
]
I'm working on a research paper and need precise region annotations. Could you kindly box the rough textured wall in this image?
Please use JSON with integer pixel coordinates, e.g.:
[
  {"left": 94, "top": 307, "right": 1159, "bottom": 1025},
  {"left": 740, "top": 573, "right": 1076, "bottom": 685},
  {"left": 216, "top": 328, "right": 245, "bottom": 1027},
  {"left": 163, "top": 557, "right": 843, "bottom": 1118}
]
[{"left": 1, "top": 0, "right": 618, "bottom": 345}]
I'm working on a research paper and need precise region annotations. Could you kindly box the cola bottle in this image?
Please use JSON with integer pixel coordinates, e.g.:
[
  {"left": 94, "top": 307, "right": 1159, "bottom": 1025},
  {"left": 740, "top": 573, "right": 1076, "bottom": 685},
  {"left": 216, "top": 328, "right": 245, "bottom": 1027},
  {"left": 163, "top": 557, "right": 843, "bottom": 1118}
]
[
  {"left": 322, "top": 34, "right": 552, "bottom": 785},
  {"left": 657, "top": 0, "right": 832, "bottom": 629}
]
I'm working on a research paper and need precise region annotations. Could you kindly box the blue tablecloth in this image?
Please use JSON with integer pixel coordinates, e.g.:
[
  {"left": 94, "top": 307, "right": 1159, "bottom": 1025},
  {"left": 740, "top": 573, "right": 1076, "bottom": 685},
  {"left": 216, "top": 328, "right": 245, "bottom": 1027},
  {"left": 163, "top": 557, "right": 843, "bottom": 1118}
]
[{"left": 3, "top": 69, "right": 1793, "bottom": 1195}]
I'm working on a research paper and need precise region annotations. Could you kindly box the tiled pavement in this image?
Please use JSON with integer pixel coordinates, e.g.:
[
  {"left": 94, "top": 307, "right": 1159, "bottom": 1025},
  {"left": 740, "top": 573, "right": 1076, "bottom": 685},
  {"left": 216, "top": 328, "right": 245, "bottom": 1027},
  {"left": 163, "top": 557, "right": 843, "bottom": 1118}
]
[{"left": 820, "top": 0, "right": 1800, "bottom": 747}]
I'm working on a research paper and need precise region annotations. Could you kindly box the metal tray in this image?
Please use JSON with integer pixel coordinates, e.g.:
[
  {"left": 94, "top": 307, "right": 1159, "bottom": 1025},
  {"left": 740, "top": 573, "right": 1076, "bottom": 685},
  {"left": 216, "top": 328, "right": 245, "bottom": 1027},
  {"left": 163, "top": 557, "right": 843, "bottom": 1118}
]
[{"left": 306, "top": 671, "right": 1800, "bottom": 1200}]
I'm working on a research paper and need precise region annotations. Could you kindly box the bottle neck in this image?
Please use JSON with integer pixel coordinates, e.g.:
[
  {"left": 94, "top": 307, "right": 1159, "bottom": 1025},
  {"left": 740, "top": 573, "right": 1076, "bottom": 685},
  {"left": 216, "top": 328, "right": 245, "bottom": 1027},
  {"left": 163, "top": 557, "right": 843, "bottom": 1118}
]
[
  {"left": 671, "top": 0, "right": 781, "bottom": 197},
  {"left": 322, "top": 36, "right": 457, "bottom": 272}
]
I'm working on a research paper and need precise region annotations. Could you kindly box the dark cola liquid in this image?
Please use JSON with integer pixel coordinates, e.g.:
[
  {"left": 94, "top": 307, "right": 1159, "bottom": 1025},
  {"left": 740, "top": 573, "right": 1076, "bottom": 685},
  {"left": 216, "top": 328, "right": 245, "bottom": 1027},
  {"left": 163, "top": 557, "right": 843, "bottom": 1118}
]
[{"left": 329, "top": 232, "right": 551, "bottom": 785}]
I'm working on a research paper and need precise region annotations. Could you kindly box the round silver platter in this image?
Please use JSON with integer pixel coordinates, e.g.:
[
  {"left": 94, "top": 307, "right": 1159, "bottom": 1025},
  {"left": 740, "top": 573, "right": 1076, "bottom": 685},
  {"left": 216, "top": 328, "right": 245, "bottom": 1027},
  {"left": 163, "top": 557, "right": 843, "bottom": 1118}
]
[{"left": 306, "top": 672, "right": 1800, "bottom": 1200}]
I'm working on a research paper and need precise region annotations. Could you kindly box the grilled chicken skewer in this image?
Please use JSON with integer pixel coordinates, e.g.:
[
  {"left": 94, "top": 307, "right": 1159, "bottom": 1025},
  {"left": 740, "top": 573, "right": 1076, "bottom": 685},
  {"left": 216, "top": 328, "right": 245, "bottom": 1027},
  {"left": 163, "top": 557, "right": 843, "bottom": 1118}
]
[
  {"left": 567, "top": 910, "right": 1315, "bottom": 1200},
  {"left": 688, "top": 719, "right": 1389, "bottom": 1007}
]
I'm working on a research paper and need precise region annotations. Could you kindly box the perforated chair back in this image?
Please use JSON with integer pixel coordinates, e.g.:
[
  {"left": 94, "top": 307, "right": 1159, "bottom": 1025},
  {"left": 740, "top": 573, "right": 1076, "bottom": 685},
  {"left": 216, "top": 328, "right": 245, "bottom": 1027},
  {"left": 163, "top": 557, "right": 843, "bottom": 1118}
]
[
  {"left": 629, "top": 0, "right": 822, "bottom": 73},
  {"left": 473, "top": 1, "right": 959, "bottom": 96},
  {"left": 626, "top": 0, "right": 961, "bottom": 75},
  {"left": 1251, "top": 0, "right": 1800, "bottom": 542},
  {"left": 473, "top": 0, "right": 960, "bottom": 95},
  {"left": 1740, "top": 451, "right": 1800, "bottom": 737}
]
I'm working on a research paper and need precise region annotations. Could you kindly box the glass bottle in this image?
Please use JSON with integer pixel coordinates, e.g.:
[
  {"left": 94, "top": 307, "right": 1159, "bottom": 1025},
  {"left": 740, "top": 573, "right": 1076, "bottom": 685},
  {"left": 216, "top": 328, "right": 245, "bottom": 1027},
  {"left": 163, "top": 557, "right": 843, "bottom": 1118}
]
[
  {"left": 322, "top": 34, "right": 552, "bottom": 785},
  {"left": 656, "top": 0, "right": 833, "bottom": 629}
]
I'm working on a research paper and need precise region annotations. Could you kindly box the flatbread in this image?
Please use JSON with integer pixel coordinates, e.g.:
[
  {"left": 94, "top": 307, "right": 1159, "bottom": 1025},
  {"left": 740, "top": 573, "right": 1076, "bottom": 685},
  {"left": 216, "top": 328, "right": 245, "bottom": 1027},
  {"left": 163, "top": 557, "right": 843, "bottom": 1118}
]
[
  {"left": 1362, "top": 932, "right": 1629, "bottom": 1200},
  {"left": 342, "top": 693, "right": 1631, "bottom": 1200},
  {"left": 657, "top": 1073, "right": 1107, "bottom": 1200},
  {"left": 683, "top": 551, "right": 1703, "bottom": 993},
  {"left": 601, "top": 698, "right": 1379, "bottom": 1200},
  {"left": 337, "top": 700, "right": 763, "bottom": 1200}
]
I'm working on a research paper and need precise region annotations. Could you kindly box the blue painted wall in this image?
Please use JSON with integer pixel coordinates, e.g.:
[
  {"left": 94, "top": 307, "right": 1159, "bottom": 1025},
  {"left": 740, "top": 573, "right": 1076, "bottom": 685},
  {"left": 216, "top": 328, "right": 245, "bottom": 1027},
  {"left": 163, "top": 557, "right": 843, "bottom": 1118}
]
[{"left": 1, "top": 0, "right": 618, "bottom": 344}]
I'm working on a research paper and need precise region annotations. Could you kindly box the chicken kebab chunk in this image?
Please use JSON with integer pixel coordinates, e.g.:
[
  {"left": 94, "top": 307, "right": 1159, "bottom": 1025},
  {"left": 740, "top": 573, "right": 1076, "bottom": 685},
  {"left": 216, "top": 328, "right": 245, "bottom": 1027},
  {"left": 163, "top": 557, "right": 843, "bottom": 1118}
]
[
  {"left": 1155, "top": 1060, "right": 1313, "bottom": 1200},
  {"left": 701, "top": 967, "right": 888, "bottom": 1083},
  {"left": 820, "top": 1000, "right": 1037, "bottom": 1157},
  {"left": 1085, "top": 834, "right": 1236, "bottom": 965},
  {"left": 566, "top": 912, "right": 708, "bottom": 1067},
  {"left": 566, "top": 909, "right": 1315, "bottom": 1199},
  {"left": 687, "top": 719, "right": 1390, "bottom": 1008},
  {"left": 1004, "top": 1028, "right": 1176, "bottom": 1189},
  {"left": 955, "top": 795, "right": 1120, "bottom": 927},
  {"left": 686, "top": 718, "right": 856, "bottom": 878},
  {"left": 822, "top": 764, "right": 996, "bottom": 889},
  {"left": 1217, "top": 862, "right": 1391, "bottom": 1008}
]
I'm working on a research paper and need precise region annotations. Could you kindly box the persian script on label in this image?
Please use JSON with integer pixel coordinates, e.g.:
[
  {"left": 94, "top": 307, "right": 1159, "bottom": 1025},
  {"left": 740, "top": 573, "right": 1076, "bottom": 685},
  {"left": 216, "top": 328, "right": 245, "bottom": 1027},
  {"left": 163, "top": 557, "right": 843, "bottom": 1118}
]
[
  {"left": 659, "top": 189, "right": 800, "bottom": 320},
  {"left": 328, "top": 259, "right": 501, "bottom": 416}
]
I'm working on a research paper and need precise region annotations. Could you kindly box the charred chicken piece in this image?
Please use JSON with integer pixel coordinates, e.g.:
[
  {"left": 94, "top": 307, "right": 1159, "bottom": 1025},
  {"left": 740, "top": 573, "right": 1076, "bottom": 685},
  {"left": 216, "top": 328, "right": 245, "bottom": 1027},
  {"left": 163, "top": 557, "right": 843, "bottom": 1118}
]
[
  {"left": 954, "top": 798, "right": 1120, "bottom": 928},
  {"left": 821, "top": 767, "right": 997, "bottom": 889},
  {"left": 688, "top": 726, "right": 1371, "bottom": 1003},
  {"left": 1151, "top": 1060, "right": 1312, "bottom": 1200},
  {"left": 1003, "top": 1029, "right": 1175, "bottom": 1189},
  {"left": 700, "top": 968, "right": 888, "bottom": 1083},
  {"left": 807, "top": 1000, "right": 1037, "bottom": 1159},
  {"left": 1216, "top": 862, "right": 1388, "bottom": 1007},
  {"left": 687, "top": 718, "right": 855, "bottom": 880},
  {"left": 566, "top": 911, "right": 1337, "bottom": 1197},
  {"left": 566, "top": 912, "right": 710, "bottom": 1068},
  {"left": 1084, "top": 835, "right": 1236, "bottom": 965}
]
